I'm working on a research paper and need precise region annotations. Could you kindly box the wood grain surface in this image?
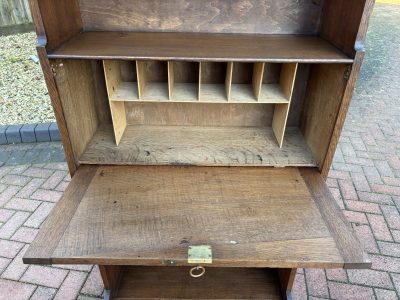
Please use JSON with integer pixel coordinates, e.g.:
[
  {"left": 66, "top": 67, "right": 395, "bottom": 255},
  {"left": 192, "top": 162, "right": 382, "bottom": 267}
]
[
  {"left": 78, "top": 0, "right": 323, "bottom": 35},
  {"left": 114, "top": 267, "right": 282, "bottom": 299},
  {"left": 48, "top": 32, "right": 353, "bottom": 63},
  {"left": 24, "top": 165, "right": 368, "bottom": 269},
  {"left": 79, "top": 125, "right": 316, "bottom": 167}
]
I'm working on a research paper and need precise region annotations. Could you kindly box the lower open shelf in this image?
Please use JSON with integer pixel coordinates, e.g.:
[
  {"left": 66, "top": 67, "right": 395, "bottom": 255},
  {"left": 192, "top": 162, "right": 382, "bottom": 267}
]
[
  {"left": 113, "top": 267, "right": 282, "bottom": 299},
  {"left": 80, "top": 125, "right": 316, "bottom": 167}
]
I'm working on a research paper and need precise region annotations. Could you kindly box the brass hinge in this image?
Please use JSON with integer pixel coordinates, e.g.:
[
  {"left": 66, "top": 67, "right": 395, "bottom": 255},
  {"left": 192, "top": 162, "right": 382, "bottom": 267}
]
[{"left": 344, "top": 65, "right": 352, "bottom": 81}]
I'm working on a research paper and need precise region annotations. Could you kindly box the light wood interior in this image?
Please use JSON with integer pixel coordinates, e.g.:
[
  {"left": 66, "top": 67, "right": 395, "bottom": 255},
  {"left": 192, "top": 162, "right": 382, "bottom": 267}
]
[{"left": 103, "top": 60, "right": 299, "bottom": 148}]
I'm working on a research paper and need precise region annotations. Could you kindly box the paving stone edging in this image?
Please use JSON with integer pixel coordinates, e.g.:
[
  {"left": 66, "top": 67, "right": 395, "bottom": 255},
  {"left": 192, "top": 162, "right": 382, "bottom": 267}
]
[{"left": 0, "top": 123, "right": 60, "bottom": 145}]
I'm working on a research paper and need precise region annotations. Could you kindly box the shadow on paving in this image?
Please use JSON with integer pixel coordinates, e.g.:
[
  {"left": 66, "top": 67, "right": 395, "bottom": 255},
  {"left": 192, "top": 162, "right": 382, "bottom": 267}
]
[{"left": 0, "top": 142, "right": 65, "bottom": 167}]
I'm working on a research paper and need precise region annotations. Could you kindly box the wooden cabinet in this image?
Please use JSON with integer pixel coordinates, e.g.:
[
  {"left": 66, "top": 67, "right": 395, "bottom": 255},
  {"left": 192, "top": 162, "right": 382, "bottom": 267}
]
[{"left": 25, "top": 0, "right": 375, "bottom": 299}]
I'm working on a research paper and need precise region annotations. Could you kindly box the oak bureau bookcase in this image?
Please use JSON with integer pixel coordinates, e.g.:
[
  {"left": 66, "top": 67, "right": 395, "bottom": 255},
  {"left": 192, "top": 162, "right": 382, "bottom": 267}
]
[{"left": 24, "top": 0, "right": 375, "bottom": 299}]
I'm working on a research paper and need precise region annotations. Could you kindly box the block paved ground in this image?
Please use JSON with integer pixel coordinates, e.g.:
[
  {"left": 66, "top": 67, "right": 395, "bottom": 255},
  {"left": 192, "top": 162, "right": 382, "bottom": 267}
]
[{"left": 0, "top": 4, "right": 399, "bottom": 300}]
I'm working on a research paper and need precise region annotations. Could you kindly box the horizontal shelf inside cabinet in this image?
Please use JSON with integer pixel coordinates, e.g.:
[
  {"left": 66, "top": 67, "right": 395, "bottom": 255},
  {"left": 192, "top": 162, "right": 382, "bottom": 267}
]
[{"left": 48, "top": 31, "right": 353, "bottom": 63}]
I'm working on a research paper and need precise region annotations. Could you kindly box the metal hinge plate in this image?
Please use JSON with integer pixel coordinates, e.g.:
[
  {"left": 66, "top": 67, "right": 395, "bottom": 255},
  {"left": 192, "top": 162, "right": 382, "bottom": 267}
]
[{"left": 188, "top": 245, "right": 212, "bottom": 264}]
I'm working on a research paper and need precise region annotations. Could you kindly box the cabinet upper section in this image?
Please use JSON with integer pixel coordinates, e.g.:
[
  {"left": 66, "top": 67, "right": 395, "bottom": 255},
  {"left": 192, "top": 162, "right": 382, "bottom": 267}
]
[{"left": 30, "top": 0, "right": 375, "bottom": 58}]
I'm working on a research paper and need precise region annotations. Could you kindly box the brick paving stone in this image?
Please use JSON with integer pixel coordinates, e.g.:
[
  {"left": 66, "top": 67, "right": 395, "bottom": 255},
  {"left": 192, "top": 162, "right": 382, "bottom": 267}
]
[
  {"left": 8, "top": 165, "right": 30, "bottom": 175},
  {"left": 54, "top": 271, "right": 87, "bottom": 300},
  {"left": 352, "top": 224, "right": 379, "bottom": 254},
  {"left": 0, "top": 174, "right": 30, "bottom": 187},
  {"left": 370, "top": 254, "right": 400, "bottom": 273},
  {"left": 374, "top": 288, "right": 398, "bottom": 300},
  {"left": 372, "top": 184, "right": 400, "bottom": 196},
  {"left": 387, "top": 155, "right": 400, "bottom": 170},
  {"left": 292, "top": 273, "right": 307, "bottom": 300},
  {"left": 328, "top": 170, "right": 351, "bottom": 181},
  {"left": 377, "top": 241, "right": 400, "bottom": 257},
  {"left": 81, "top": 266, "right": 104, "bottom": 297},
  {"left": 30, "top": 189, "right": 62, "bottom": 203},
  {"left": 41, "top": 170, "right": 66, "bottom": 190},
  {"left": 325, "top": 269, "right": 347, "bottom": 282},
  {"left": 382, "top": 176, "right": 400, "bottom": 187},
  {"left": 24, "top": 202, "right": 55, "bottom": 228},
  {"left": 391, "top": 230, "right": 400, "bottom": 243},
  {"left": 391, "top": 273, "right": 400, "bottom": 295},
  {"left": 340, "top": 142, "right": 357, "bottom": 157},
  {"left": 363, "top": 166, "right": 384, "bottom": 185},
  {"left": 30, "top": 286, "right": 57, "bottom": 300},
  {"left": 381, "top": 205, "right": 400, "bottom": 230},
  {"left": 55, "top": 181, "right": 69, "bottom": 192},
  {"left": 5, "top": 198, "right": 41, "bottom": 212},
  {"left": 11, "top": 227, "right": 38, "bottom": 244},
  {"left": 23, "top": 167, "right": 54, "bottom": 179},
  {"left": 0, "top": 211, "right": 30, "bottom": 239},
  {"left": 304, "top": 269, "right": 329, "bottom": 298},
  {"left": 77, "top": 296, "right": 102, "bottom": 300},
  {"left": 0, "top": 257, "right": 11, "bottom": 274},
  {"left": 0, "top": 185, "right": 20, "bottom": 207},
  {"left": 326, "top": 178, "right": 339, "bottom": 189},
  {"left": 351, "top": 172, "right": 371, "bottom": 192},
  {"left": 0, "top": 209, "right": 14, "bottom": 223},
  {"left": 339, "top": 180, "right": 359, "bottom": 200},
  {"left": 329, "top": 188, "right": 345, "bottom": 210},
  {"left": 15, "top": 178, "right": 44, "bottom": 198},
  {"left": 2, "top": 245, "right": 29, "bottom": 281},
  {"left": 347, "top": 269, "right": 393, "bottom": 289},
  {"left": 374, "top": 160, "right": 395, "bottom": 178},
  {"left": 21, "top": 265, "right": 68, "bottom": 288},
  {"left": 367, "top": 214, "right": 393, "bottom": 242},
  {"left": 357, "top": 191, "right": 393, "bottom": 205},
  {"left": 328, "top": 282, "right": 375, "bottom": 300},
  {"left": 346, "top": 200, "right": 381, "bottom": 214},
  {"left": 0, "top": 279, "right": 36, "bottom": 300},
  {"left": 343, "top": 211, "right": 368, "bottom": 225},
  {"left": 0, "top": 239, "right": 24, "bottom": 259}
]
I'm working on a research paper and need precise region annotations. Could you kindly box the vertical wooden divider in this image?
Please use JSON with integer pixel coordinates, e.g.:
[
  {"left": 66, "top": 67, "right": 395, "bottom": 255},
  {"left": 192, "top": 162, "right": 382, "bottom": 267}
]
[
  {"left": 272, "top": 63, "right": 298, "bottom": 148},
  {"left": 252, "top": 62, "right": 265, "bottom": 101},
  {"left": 136, "top": 61, "right": 146, "bottom": 100},
  {"left": 225, "top": 62, "right": 233, "bottom": 101},
  {"left": 198, "top": 62, "right": 202, "bottom": 101},
  {"left": 103, "top": 60, "right": 127, "bottom": 146},
  {"left": 168, "top": 61, "right": 174, "bottom": 101}
]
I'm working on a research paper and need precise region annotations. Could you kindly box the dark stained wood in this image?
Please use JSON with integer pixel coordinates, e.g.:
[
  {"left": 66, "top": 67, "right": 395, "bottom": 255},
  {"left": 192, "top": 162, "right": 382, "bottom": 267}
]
[
  {"left": 300, "top": 168, "right": 371, "bottom": 269},
  {"left": 278, "top": 269, "right": 297, "bottom": 299},
  {"left": 113, "top": 267, "right": 282, "bottom": 299},
  {"left": 320, "top": 0, "right": 375, "bottom": 57},
  {"left": 29, "top": 0, "right": 82, "bottom": 51},
  {"left": 300, "top": 64, "right": 349, "bottom": 170},
  {"left": 23, "top": 165, "right": 98, "bottom": 264},
  {"left": 48, "top": 32, "right": 353, "bottom": 63},
  {"left": 99, "top": 266, "right": 122, "bottom": 290},
  {"left": 79, "top": 0, "right": 323, "bottom": 35},
  {"left": 24, "top": 165, "right": 368, "bottom": 269},
  {"left": 79, "top": 125, "right": 316, "bottom": 167},
  {"left": 321, "top": 53, "right": 366, "bottom": 179}
]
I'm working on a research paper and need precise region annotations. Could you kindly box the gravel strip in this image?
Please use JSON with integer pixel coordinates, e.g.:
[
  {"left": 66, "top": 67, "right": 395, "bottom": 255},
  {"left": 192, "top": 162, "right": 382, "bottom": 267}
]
[{"left": 0, "top": 32, "right": 55, "bottom": 125}]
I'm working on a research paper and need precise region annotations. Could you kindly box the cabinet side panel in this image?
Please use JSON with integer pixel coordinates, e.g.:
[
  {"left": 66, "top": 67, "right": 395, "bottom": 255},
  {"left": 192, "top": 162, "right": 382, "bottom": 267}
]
[
  {"left": 52, "top": 59, "right": 99, "bottom": 163},
  {"left": 30, "top": 0, "right": 82, "bottom": 51},
  {"left": 320, "top": 0, "right": 375, "bottom": 57},
  {"left": 300, "top": 64, "right": 348, "bottom": 169},
  {"left": 78, "top": 0, "right": 323, "bottom": 34}
]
